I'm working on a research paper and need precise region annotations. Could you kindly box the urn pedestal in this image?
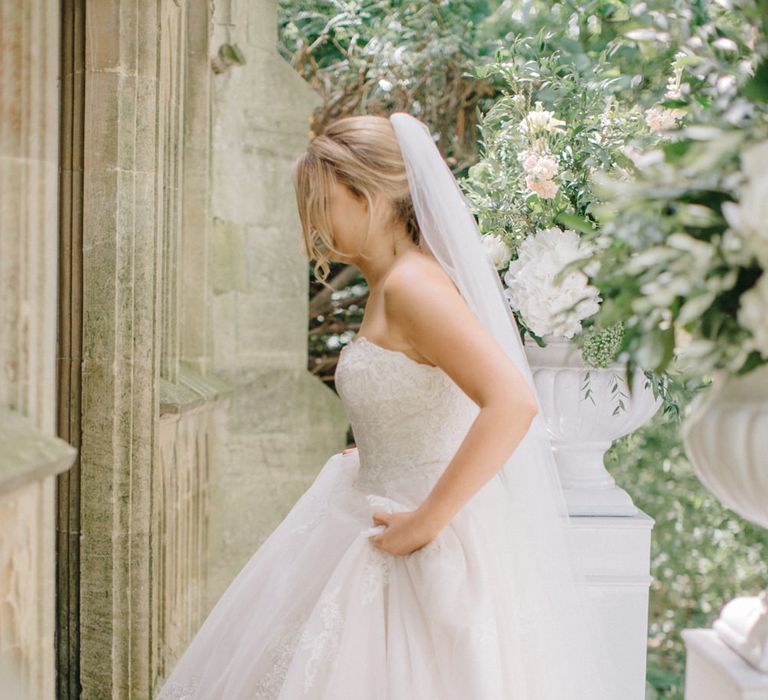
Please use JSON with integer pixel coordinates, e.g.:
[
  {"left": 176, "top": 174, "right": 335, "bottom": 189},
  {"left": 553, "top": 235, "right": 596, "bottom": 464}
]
[
  {"left": 681, "top": 365, "right": 768, "bottom": 688},
  {"left": 523, "top": 335, "right": 659, "bottom": 699},
  {"left": 682, "top": 365, "right": 768, "bottom": 530},
  {"left": 682, "top": 628, "right": 768, "bottom": 700},
  {"left": 523, "top": 336, "right": 662, "bottom": 516}
]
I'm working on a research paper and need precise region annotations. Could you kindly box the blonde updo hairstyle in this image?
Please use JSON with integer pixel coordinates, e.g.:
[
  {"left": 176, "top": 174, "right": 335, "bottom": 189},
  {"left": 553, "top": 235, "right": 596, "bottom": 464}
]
[{"left": 291, "top": 114, "right": 421, "bottom": 289}]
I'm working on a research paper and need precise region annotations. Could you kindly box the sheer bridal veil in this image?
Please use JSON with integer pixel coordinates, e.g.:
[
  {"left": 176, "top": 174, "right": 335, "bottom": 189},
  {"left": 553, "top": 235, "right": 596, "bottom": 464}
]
[{"left": 389, "top": 111, "right": 610, "bottom": 697}]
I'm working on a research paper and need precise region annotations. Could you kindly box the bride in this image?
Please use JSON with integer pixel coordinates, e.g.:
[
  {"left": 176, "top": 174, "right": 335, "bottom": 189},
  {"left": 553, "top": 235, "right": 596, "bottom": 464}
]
[{"left": 155, "top": 112, "right": 609, "bottom": 699}]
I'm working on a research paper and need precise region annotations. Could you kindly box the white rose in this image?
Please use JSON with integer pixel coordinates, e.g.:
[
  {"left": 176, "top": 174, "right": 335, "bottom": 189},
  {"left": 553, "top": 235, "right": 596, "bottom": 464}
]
[
  {"left": 519, "top": 102, "right": 567, "bottom": 135},
  {"left": 482, "top": 234, "right": 513, "bottom": 270}
]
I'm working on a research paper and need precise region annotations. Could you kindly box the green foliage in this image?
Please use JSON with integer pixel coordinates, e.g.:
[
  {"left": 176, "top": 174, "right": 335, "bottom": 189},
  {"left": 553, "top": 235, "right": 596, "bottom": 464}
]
[
  {"left": 462, "top": 33, "right": 650, "bottom": 252},
  {"left": 577, "top": 322, "right": 625, "bottom": 368},
  {"left": 277, "top": 0, "right": 504, "bottom": 165},
  {"left": 280, "top": 1, "right": 512, "bottom": 368},
  {"left": 586, "top": 0, "right": 768, "bottom": 379}
]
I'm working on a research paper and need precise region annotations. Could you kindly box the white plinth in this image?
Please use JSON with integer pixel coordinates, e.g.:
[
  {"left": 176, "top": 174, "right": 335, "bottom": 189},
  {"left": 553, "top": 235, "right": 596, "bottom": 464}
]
[
  {"left": 683, "top": 628, "right": 768, "bottom": 699},
  {"left": 570, "top": 510, "right": 655, "bottom": 700}
]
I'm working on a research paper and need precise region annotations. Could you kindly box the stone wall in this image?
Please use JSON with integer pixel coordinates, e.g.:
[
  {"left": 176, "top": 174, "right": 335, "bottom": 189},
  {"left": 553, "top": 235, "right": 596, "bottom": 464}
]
[
  {"left": 0, "top": 3, "right": 347, "bottom": 696},
  {"left": 205, "top": 0, "right": 349, "bottom": 610},
  {"left": 0, "top": 3, "right": 77, "bottom": 699}
]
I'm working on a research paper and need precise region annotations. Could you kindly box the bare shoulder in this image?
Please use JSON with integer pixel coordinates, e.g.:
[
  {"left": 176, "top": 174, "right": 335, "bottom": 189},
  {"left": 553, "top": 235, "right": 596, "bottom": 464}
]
[
  {"left": 383, "top": 251, "right": 459, "bottom": 305},
  {"left": 381, "top": 250, "right": 476, "bottom": 347},
  {"left": 380, "top": 250, "right": 536, "bottom": 412}
]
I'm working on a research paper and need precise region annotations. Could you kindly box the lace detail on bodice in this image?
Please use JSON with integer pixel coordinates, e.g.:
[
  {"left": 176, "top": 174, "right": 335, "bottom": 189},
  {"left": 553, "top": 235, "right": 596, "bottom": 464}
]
[{"left": 334, "top": 336, "right": 479, "bottom": 491}]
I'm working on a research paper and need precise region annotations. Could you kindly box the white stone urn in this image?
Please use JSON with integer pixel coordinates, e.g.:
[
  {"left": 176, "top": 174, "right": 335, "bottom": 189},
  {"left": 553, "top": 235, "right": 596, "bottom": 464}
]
[
  {"left": 682, "top": 364, "right": 768, "bottom": 671},
  {"left": 524, "top": 335, "right": 662, "bottom": 516},
  {"left": 682, "top": 365, "right": 768, "bottom": 529}
]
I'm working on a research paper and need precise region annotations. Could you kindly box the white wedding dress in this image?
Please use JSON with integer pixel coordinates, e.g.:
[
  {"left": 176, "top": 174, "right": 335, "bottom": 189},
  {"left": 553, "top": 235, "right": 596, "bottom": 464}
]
[{"left": 155, "top": 334, "right": 603, "bottom": 699}]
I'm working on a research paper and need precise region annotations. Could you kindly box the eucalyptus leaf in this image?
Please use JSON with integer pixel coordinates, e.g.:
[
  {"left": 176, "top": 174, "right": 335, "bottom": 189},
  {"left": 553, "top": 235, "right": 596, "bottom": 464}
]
[
  {"left": 636, "top": 329, "right": 665, "bottom": 370},
  {"left": 677, "top": 291, "right": 716, "bottom": 325},
  {"left": 625, "top": 246, "right": 680, "bottom": 274},
  {"left": 742, "top": 59, "right": 768, "bottom": 103},
  {"left": 556, "top": 212, "right": 598, "bottom": 234},
  {"left": 672, "top": 204, "right": 723, "bottom": 227}
]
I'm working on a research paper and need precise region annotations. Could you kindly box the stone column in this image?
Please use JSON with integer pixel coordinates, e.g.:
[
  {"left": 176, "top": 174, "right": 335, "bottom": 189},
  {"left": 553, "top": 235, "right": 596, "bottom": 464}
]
[
  {"left": 62, "top": 1, "right": 349, "bottom": 697},
  {"left": 77, "top": 2, "right": 164, "bottom": 696}
]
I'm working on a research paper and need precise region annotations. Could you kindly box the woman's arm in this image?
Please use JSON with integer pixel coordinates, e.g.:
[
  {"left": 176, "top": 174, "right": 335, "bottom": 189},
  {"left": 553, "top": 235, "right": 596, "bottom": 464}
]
[{"left": 369, "top": 254, "right": 538, "bottom": 555}]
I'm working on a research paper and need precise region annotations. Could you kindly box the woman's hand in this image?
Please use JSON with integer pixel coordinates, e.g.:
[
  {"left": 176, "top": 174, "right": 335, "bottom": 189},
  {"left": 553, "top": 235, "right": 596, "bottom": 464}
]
[{"left": 368, "top": 507, "right": 444, "bottom": 556}]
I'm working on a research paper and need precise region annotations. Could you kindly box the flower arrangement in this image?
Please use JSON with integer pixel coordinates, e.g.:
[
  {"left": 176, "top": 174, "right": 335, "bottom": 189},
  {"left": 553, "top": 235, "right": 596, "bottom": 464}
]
[
  {"left": 462, "top": 3, "right": 767, "bottom": 394},
  {"left": 502, "top": 226, "right": 600, "bottom": 339},
  {"left": 517, "top": 102, "right": 566, "bottom": 200},
  {"left": 463, "top": 36, "right": 653, "bottom": 363}
]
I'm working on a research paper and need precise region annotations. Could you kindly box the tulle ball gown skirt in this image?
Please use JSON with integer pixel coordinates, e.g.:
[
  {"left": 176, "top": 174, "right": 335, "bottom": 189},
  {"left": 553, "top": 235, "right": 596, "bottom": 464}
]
[{"left": 155, "top": 448, "right": 604, "bottom": 700}]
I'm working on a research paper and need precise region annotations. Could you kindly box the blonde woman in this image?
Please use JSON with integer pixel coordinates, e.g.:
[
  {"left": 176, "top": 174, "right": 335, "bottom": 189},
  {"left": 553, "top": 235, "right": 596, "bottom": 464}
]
[{"left": 156, "top": 113, "right": 608, "bottom": 699}]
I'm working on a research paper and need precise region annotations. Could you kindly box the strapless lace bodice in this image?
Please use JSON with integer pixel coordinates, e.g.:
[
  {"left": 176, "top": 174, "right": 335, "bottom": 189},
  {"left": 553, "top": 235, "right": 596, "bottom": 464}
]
[{"left": 334, "top": 336, "right": 480, "bottom": 492}]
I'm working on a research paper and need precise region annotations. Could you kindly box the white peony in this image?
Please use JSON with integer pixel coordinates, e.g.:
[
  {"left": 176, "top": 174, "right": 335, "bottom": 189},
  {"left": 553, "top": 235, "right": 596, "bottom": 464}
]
[
  {"left": 721, "top": 139, "right": 768, "bottom": 269},
  {"left": 482, "top": 233, "right": 513, "bottom": 270},
  {"left": 503, "top": 227, "right": 601, "bottom": 338},
  {"left": 738, "top": 272, "right": 768, "bottom": 358}
]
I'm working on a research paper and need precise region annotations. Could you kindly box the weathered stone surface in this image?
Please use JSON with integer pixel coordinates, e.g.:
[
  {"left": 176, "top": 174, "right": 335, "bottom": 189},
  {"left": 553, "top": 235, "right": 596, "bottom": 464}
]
[
  {"left": 59, "top": 0, "right": 347, "bottom": 697},
  {"left": 206, "top": 368, "right": 346, "bottom": 606},
  {"left": 203, "top": 0, "right": 349, "bottom": 623},
  {"left": 0, "top": 410, "right": 76, "bottom": 494},
  {"left": 78, "top": 2, "right": 163, "bottom": 695},
  {"left": 212, "top": 219, "right": 249, "bottom": 294},
  {"left": 0, "top": 478, "right": 58, "bottom": 700},
  {"left": 1, "top": 1, "right": 345, "bottom": 698},
  {"left": 0, "top": 4, "right": 76, "bottom": 700}
]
